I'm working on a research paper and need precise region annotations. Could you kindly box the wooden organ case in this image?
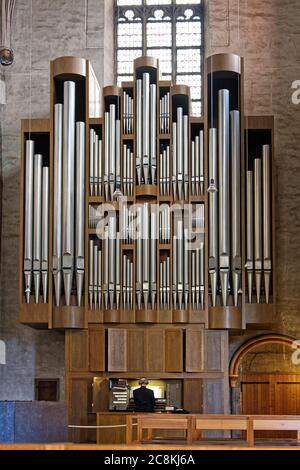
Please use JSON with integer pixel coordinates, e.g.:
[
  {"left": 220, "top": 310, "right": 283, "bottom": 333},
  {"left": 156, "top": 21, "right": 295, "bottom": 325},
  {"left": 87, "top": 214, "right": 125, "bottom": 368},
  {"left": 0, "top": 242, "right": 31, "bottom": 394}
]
[{"left": 19, "top": 54, "right": 276, "bottom": 442}]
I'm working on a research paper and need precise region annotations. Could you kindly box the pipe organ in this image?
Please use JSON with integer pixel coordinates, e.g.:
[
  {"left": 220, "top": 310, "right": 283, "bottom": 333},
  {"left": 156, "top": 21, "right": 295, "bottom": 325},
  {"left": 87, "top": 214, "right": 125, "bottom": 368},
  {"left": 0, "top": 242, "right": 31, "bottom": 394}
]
[{"left": 20, "top": 53, "right": 275, "bottom": 332}]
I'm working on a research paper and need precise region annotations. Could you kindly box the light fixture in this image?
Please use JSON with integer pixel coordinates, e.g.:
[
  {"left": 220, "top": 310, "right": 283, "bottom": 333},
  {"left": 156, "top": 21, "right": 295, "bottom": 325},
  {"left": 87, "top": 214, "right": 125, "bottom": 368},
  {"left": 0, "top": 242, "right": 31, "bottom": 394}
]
[{"left": 0, "top": 0, "right": 16, "bottom": 67}]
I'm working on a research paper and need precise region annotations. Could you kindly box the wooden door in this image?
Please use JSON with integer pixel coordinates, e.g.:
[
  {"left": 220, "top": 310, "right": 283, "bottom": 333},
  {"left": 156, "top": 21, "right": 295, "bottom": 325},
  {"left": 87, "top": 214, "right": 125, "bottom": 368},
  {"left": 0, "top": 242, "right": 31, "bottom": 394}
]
[{"left": 241, "top": 373, "right": 300, "bottom": 439}]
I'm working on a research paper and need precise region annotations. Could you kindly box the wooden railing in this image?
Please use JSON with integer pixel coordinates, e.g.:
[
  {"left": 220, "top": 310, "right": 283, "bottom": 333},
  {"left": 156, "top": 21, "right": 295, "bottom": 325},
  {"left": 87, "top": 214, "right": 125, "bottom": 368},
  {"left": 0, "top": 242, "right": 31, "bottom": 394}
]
[{"left": 126, "top": 414, "right": 300, "bottom": 447}]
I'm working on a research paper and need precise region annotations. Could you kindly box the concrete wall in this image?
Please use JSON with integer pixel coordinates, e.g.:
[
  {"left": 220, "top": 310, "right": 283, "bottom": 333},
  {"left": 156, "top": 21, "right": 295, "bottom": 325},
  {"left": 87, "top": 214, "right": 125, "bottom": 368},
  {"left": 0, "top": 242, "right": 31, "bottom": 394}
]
[{"left": 0, "top": 0, "right": 113, "bottom": 401}]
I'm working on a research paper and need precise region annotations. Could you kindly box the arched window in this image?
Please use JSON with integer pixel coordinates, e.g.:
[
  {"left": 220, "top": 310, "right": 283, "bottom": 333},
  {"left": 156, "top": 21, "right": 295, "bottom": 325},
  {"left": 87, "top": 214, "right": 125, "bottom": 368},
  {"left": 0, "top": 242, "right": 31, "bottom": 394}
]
[{"left": 115, "top": 0, "right": 203, "bottom": 115}]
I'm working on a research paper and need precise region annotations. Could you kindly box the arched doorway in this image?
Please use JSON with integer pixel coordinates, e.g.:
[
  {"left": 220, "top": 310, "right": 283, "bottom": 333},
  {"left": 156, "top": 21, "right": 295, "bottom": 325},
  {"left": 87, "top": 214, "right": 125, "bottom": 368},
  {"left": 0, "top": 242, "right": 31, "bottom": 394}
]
[{"left": 230, "top": 334, "right": 300, "bottom": 439}]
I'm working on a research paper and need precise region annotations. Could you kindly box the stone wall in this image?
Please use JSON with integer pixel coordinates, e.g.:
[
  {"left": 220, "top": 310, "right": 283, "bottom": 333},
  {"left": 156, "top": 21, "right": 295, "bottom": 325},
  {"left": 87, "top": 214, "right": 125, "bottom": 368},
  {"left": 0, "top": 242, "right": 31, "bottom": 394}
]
[{"left": 0, "top": 0, "right": 113, "bottom": 401}]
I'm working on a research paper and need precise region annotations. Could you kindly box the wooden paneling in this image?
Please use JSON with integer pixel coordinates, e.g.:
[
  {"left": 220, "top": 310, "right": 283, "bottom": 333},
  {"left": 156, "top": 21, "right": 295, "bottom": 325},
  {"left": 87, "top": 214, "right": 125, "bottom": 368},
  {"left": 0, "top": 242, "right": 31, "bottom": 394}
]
[
  {"left": 205, "top": 330, "right": 227, "bottom": 372},
  {"left": 69, "top": 378, "right": 92, "bottom": 443},
  {"left": 127, "top": 329, "right": 145, "bottom": 372},
  {"left": 68, "top": 330, "right": 89, "bottom": 372},
  {"left": 89, "top": 327, "right": 105, "bottom": 372},
  {"left": 165, "top": 329, "right": 183, "bottom": 372},
  {"left": 107, "top": 328, "right": 127, "bottom": 372},
  {"left": 145, "top": 329, "right": 165, "bottom": 372},
  {"left": 183, "top": 379, "right": 203, "bottom": 413},
  {"left": 185, "top": 330, "right": 204, "bottom": 372}
]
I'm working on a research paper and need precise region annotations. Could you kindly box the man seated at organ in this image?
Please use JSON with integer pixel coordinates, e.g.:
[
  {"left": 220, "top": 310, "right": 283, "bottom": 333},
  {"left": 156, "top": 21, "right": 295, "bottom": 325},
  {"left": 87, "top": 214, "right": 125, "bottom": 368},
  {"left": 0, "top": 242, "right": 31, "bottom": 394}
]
[{"left": 133, "top": 378, "right": 155, "bottom": 412}]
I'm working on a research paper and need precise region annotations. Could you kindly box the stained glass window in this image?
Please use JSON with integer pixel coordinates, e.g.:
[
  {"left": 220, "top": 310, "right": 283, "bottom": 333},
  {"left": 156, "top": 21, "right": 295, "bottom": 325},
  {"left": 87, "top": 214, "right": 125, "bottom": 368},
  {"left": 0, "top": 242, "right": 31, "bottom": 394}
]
[{"left": 115, "top": 0, "right": 203, "bottom": 115}]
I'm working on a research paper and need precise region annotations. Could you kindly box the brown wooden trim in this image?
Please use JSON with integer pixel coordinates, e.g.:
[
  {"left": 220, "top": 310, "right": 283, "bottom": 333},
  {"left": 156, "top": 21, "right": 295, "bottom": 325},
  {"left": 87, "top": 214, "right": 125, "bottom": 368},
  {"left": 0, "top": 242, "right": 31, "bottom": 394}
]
[
  {"left": 206, "top": 53, "right": 242, "bottom": 75},
  {"left": 52, "top": 56, "right": 86, "bottom": 78}
]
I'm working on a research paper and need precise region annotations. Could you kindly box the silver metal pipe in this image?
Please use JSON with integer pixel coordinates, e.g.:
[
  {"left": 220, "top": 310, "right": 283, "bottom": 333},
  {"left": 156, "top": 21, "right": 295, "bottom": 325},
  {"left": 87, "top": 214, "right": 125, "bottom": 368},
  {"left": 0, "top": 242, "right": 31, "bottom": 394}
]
[
  {"left": 195, "top": 135, "right": 200, "bottom": 196},
  {"left": 136, "top": 79, "right": 142, "bottom": 185},
  {"left": 199, "top": 130, "right": 204, "bottom": 196},
  {"left": 136, "top": 206, "right": 142, "bottom": 309},
  {"left": 76, "top": 121, "right": 85, "bottom": 307},
  {"left": 177, "top": 219, "right": 183, "bottom": 309},
  {"left": 98, "top": 249, "right": 102, "bottom": 309},
  {"left": 116, "top": 119, "right": 121, "bottom": 193},
  {"left": 263, "top": 145, "right": 271, "bottom": 304},
  {"left": 142, "top": 73, "right": 150, "bottom": 184},
  {"left": 208, "top": 128, "right": 218, "bottom": 307},
  {"left": 62, "top": 81, "right": 75, "bottom": 306},
  {"left": 172, "top": 122, "right": 177, "bottom": 199},
  {"left": 94, "top": 133, "right": 99, "bottom": 197},
  {"left": 246, "top": 170, "right": 254, "bottom": 303},
  {"left": 183, "top": 115, "right": 189, "bottom": 199},
  {"left": 166, "top": 93, "right": 170, "bottom": 133},
  {"left": 192, "top": 252, "right": 196, "bottom": 309},
  {"left": 150, "top": 84, "right": 156, "bottom": 184},
  {"left": 127, "top": 147, "right": 131, "bottom": 196},
  {"left": 93, "top": 244, "right": 98, "bottom": 310},
  {"left": 109, "top": 104, "right": 116, "bottom": 200},
  {"left": 89, "top": 240, "right": 94, "bottom": 309},
  {"left": 218, "top": 89, "right": 230, "bottom": 307},
  {"left": 24, "top": 140, "right": 34, "bottom": 303},
  {"left": 116, "top": 234, "right": 120, "bottom": 309},
  {"left": 103, "top": 230, "right": 109, "bottom": 309},
  {"left": 254, "top": 158, "right": 262, "bottom": 303},
  {"left": 41, "top": 166, "right": 49, "bottom": 304},
  {"left": 98, "top": 138, "right": 102, "bottom": 196},
  {"left": 160, "top": 261, "right": 163, "bottom": 308},
  {"left": 108, "top": 215, "right": 116, "bottom": 308},
  {"left": 150, "top": 206, "right": 157, "bottom": 309},
  {"left": 142, "top": 203, "right": 149, "bottom": 308},
  {"left": 53, "top": 104, "right": 63, "bottom": 306},
  {"left": 199, "top": 238, "right": 205, "bottom": 310},
  {"left": 231, "top": 111, "right": 241, "bottom": 307},
  {"left": 166, "top": 256, "right": 170, "bottom": 308},
  {"left": 89, "top": 129, "right": 94, "bottom": 196},
  {"left": 177, "top": 107, "right": 183, "bottom": 200},
  {"left": 191, "top": 140, "right": 195, "bottom": 196},
  {"left": 159, "top": 151, "right": 163, "bottom": 195},
  {"left": 104, "top": 111, "right": 110, "bottom": 200},
  {"left": 123, "top": 254, "right": 127, "bottom": 308},
  {"left": 173, "top": 226, "right": 177, "bottom": 308},
  {"left": 166, "top": 145, "right": 170, "bottom": 196},
  {"left": 33, "top": 154, "right": 43, "bottom": 304},
  {"left": 183, "top": 228, "right": 189, "bottom": 307}
]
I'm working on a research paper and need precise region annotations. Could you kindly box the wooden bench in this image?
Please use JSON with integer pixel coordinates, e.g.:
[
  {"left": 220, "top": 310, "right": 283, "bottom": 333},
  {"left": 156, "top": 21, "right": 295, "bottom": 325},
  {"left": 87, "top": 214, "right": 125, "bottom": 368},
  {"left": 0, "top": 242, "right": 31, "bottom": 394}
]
[
  {"left": 130, "top": 414, "right": 195, "bottom": 445},
  {"left": 129, "top": 414, "right": 300, "bottom": 447}
]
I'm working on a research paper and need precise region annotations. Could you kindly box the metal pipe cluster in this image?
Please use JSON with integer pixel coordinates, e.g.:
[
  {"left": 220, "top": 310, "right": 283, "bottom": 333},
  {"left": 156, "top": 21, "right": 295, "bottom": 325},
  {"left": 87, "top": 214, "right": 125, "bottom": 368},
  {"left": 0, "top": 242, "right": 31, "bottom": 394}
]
[
  {"left": 136, "top": 73, "right": 157, "bottom": 185},
  {"left": 123, "top": 91, "right": 133, "bottom": 134},
  {"left": 246, "top": 144, "right": 271, "bottom": 304},
  {"left": 104, "top": 103, "right": 121, "bottom": 200},
  {"left": 160, "top": 256, "right": 170, "bottom": 310},
  {"left": 122, "top": 254, "right": 134, "bottom": 310},
  {"left": 89, "top": 205, "right": 101, "bottom": 229},
  {"left": 172, "top": 216, "right": 189, "bottom": 310},
  {"left": 172, "top": 107, "right": 189, "bottom": 200},
  {"left": 121, "top": 204, "right": 133, "bottom": 244},
  {"left": 160, "top": 92, "right": 170, "bottom": 134},
  {"left": 159, "top": 205, "right": 171, "bottom": 243},
  {"left": 122, "top": 144, "right": 134, "bottom": 196},
  {"left": 191, "top": 130, "right": 204, "bottom": 196},
  {"left": 89, "top": 128, "right": 102, "bottom": 196},
  {"left": 52, "top": 82, "right": 85, "bottom": 307},
  {"left": 103, "top": 215, "right": 121, "bottom": 309},
  {"left": 159, "top": 143, "right": 170, "bottom": 196},
  {"left": 208, "top": 89, "right": 241, "bottom": 307},
  {"left": 191, "top": 205, "right": 205, "bottom": 310},
  {"left": 136, "top": 203, "right": 157, "bottom": 310},
  {"left": 89, "top": 240, "right": 102, "bottom": 310},
  {"left": 24, "top": 141, "right": 49, "bottom": 304}
]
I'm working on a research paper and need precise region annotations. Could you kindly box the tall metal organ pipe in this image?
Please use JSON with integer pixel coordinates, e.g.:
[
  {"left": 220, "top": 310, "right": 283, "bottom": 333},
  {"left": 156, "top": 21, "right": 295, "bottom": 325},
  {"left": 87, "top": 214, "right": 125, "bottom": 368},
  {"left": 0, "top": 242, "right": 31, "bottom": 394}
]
[
  {"left": 62, "top": 81, "right": 75, "bottom": 306},
  {"left": 24, "top": 140, "right": 34, "bottom": 303}
]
